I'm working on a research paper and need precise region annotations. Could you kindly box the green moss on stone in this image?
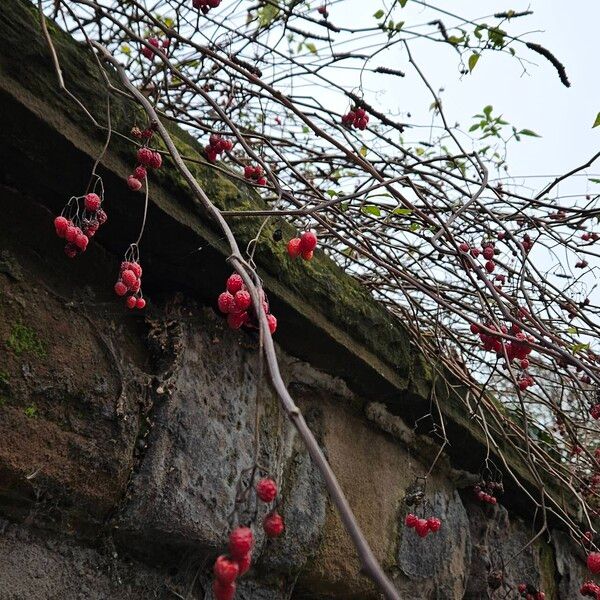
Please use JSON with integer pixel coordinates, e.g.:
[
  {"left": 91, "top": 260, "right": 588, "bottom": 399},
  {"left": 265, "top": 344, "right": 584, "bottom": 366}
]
[{"left": 6, "top": 323, "right": 46, "bottom": 358}]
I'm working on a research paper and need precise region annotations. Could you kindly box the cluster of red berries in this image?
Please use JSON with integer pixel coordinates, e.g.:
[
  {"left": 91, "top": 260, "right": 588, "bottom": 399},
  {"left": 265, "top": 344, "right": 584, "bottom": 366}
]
[
  {"left": 217, "top": 274, "right": 277, "bottom": 334},
  {"left": 243, "top": 165, "right": 267, "bottom": 186},
  {"left": 193, "top": 0, "right": 221, "bottom": 14},
  {"left": 141, "top": 37, "right": 169, "bottom": 60},
  {"left": 53, "top": 192, "right": 107, "bottom": 258},
  {"left": 590, "top": 404, "right": 600, "bottom": 420},
  {"left": 522, "top": 233, "right": 533, "bottom": 254},
  {"left": 517, "top": 583, "right": 545, "bottom": 600},
  {"left": 114, "top": 260, "right": 146, "bottom": 310},
  {"left": 287, "top": 230, "right": 318, "bottom": 261},
  {"left": 470, "top": 322, "right": 534, "bottom": 390},
  {"left": 256, "top": 478, "right": 285, "bottom": 538},
  {"left": 582, "top": 232, "right": 599, "bottom": 243},
  {"left": 473, "top": 479, "right": 503, "bottom": 505},
  {"left": 459, "top": 240, "right": 498, "bottom": 274},
  {"left": 205, "top": 134, "right": 234, "bottom": 163},
  {"left": 212, "top": 479, "right": 284, "bottom": 600},
  {"left": 581, "top": 580, "right": 600, "bottom": 599},
  {"left": 127, "top": 140, "right": 163, "bottom": 192},
  {"left": 404, "top": 513, "right": 442, "bottom": 538},
  {"left": 341, "top": 107, "right": 369, "bottom": 130},
  {"left": 212, "top": 527, "right": 254, "bottom": 600}
]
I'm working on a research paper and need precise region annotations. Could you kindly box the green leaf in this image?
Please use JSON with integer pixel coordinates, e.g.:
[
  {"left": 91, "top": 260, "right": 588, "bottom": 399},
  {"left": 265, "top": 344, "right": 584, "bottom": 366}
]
[
  {"left": 305, "top": 42, "right": 318, "bottom": 54},
  {"left": 399, "top": 0, "right": 409, "bottom": 6},
  {"left": 483, "top": 105, "right": 493, "bottom": 117},
  {"left": 589, "top": 178, "right": 600, "bottom": 184},
  {"left": 518, "top": 129, "right": 541, "bottom": 137},
  {"left": 409, "top": 222, "right": 420, "bottom": 231},
  {"left": 326, "top": 189, "right": 338, "bottom": 198},
  {"left": 393, "top": 207, "right": 412, "bottom": 215},
  {"left": 359, "top": 146, "right": 368, "bottom": 157},
  {"left": 468, "top": 53, "right": 480, "bottom": 72},
  {"left": 373, "top": 9, "right": 385, "bottom": 19},
  {"left": 572, "top": 342, "right": 590, "bottom": 354},
  {"left": 258, "top": 3, "right": 280, "bottom": 27},
  {"left": 468, "top": 124, "right": 480, "bottom": 132},
  {"left": 593, "top": 112, "right": 600, "bottom": 128},
  {"left": 362, "top": 205, "right": 381, "bottom": 216},
  {"left": 567, "top": 326, "right": 578, "bottom": 335}
]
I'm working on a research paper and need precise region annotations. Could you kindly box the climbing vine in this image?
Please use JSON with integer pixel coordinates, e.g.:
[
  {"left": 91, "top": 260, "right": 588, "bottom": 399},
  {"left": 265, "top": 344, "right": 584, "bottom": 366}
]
[{"left": 38, "top": 0, "right": 600, "bottom": 598}]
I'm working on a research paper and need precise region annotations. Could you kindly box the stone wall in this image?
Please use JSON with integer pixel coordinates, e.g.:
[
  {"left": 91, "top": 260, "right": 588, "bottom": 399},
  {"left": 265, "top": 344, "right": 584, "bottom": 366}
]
[
  {"left": 0, "top": 185, "right": 590, "bottom": 599},
  {"left": 0, "top": 1, "right": 592, "bottom": 598}
]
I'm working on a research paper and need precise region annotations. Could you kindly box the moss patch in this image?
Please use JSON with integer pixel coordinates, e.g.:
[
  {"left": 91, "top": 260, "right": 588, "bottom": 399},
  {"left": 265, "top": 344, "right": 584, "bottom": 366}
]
[{"left": 6, "top": 323, "right": 46, "bottom": 358}]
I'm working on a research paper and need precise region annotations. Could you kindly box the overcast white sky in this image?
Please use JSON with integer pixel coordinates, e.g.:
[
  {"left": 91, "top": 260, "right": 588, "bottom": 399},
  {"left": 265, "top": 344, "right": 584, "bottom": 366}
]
[{"left": 330, "top": 0, "right": 600, "bottom": 197}]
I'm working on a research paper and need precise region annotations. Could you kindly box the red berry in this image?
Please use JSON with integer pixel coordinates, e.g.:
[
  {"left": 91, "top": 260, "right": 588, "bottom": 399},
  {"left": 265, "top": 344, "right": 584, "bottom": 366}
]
[
  {"left": 300, "top": 230, "right": 318, "bottom": 252},
  {"left": 263, "top": 512, "right": 285, "bottom": 538},
  {"left": 74, "top": 233, "right": 89, "bottom": 251},
  {"left": 415, "top": 519, "right": 429, "bottom": 538},
  {"left": 212, "top": 580, "right": 236, "bottom": 600},
  {"left": 97, "top": 209, "right": 108, "bottom": 225},
  {"left": 130, "top": 279, "right": 141, "bottom": 293},
  {"left": 149, "top": 151, "right": 162, "bottom": 169},
  {"left": 520, "top": 359, "right": 529, "bottom": 369},
  {"left": 256, "top": 478, "right": 277, "bottom": 503},
  {"left": 535, "top": 593, "right": 545, "bottom": 600},
  {"left": 485, "top": 260, "right": 495, "bottom": 273},
  {"left": 54, "top": 216, "right": 69, "bottom": 237},
  {"left": 218, "top": 292, "right": 236, "bottom": 314},
  {"left": 213, "top": 555, "right": 239, "bottom": 585},
  {"left": 121, "top": 269, "right": 137, "bottom": 289},
  {"left": 228, "top": 527, "right": 254, "bottom": 559},
  {"left": 226, "top": 273, "right": 244, "bottom": 294},
  {"left": 266, "top": 313, "right": 277, "bottom": 334},
  {"left": 126, "top": 295, "right": 137, "bottom": 309},
  {"left": 404, "top": 513, "right": 418, "bottom": 528},
  {"left": 65, "top": 225, "right": 80, "bottom": 243},
  {"left": 301, "top": 250, "right": 314, "bottom": 261},
  {"left": 459, "top": 242, "right": 469, "bottom": 252},
  {"left": 127, "top": 176, "right": 142, "bottom": 191},
  {"left": 518, "top": 584, "right": 526, "bottom": 593},
  {"left": 234, "top": 290, "right": 252, "bottom": 312},
  {"left": 587, "top": 552, "right": 600, "bottom": 574},
  {"left": 206, "top": 148, "right": 218, "bottom": 163},
  {"left": 244, "top": 165, "right": 255, "bottom": 179},
  {"left": 130, "top": 262, "right": 143, "bottom": 278},
  {"left": 483, "top": 246, "right": 494, "bottom": 260},
  {"left": 133, "top": 166, "right": 147, "bottom": 180},
  {"left": 427, "top": 517, "right": 441, "bottom": 532},
  {"left": 356, "top": 117, "right": 368, "bottom": 130},
  {"left": 470, "top": 323, "right": 480, "bottom": 334},
  {"left": 256, "top": 177, "right": 267, "bottom": 186},
  {"left": 136, "top": 298, "right": 146, "bottom": 309},
  {"left": 222, "top": 139, "right": 233, "bottom": 152},
  {"left": 84, "top": 193, "right": 101, "bottom": 212},
  {"left": 287, "top": 238, "right": 302, "bottom": 258},
  {"left": 227, "top": 311, "right": 248, "bottom": 330},
  {"left": 236, "top": 552, "right": 252, "bottom": 576},
  {"left": 114, "top": 281, "right": 128, "bottom": 296},
  {"left": 137, "top": 147, "right": 154, "bottom": 167}
]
